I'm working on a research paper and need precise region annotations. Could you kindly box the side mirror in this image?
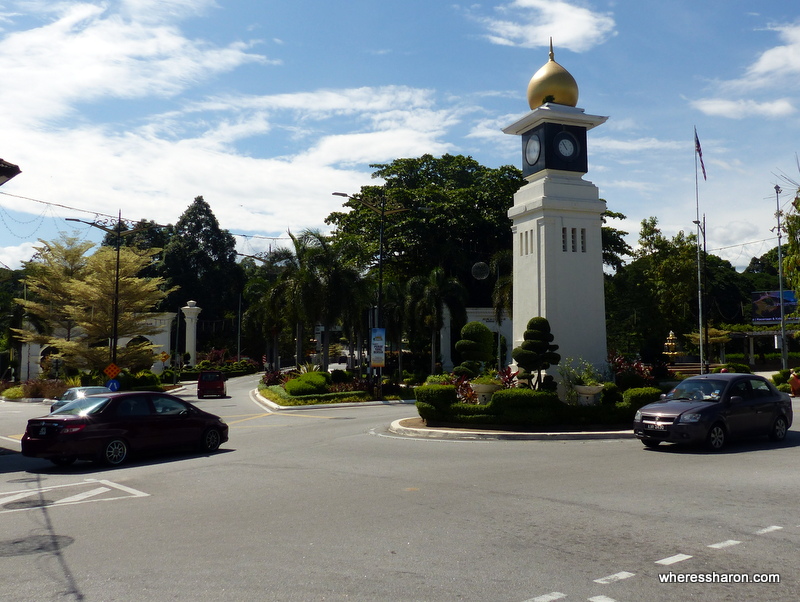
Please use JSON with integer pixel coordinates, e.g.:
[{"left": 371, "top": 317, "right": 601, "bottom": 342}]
[{"left": 728, "top": 395, "right": 744, "bottom": 405}]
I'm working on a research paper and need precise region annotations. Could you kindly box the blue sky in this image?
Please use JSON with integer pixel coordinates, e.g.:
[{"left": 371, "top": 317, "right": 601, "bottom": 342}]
[{"left": 1, "top": 0, "right": 800, "bottom": 271}]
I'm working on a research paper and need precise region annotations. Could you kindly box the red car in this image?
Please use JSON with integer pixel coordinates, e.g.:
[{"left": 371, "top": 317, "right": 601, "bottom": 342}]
[
  {"left": 197, "top": 370, "right": 227, "bottom": 399},
  {"left": 21, "top": 391, "right": 228, "bottom": 467}
]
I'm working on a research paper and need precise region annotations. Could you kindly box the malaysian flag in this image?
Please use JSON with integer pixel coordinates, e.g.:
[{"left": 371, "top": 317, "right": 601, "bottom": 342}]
[{"left": 694, "top": 128, "right": 707, "bottom": 181}]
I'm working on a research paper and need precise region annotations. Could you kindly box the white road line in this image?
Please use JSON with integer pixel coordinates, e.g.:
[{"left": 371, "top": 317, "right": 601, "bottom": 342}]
[
  {"left": 55, "top": 487, "right": 111, "bottom": 504},
  {"left": 655, "top": 553, "right": 692, "bottom": 565},
  {"left": 0, "top": 479, "right": 148, "bottom": 513},
  {"left": 594, "top": 571, "right": 635, "bottom": 584},
  {"left": 89, "top": 479, "right": 149, "bottom": 498},
  {"left": 0, "top": 491, "right": 38, "bottom": 505},
  {"left": 708, "top": 540, "right": 741, "bottom": 549},
  {"left": 524, "top": 593, "right": 566, "bottom": 602},
  {"left": 756, "top": 525, "right": 783, "bottom": 535},
  {"left": 589, "top": 596, "right": 618, "bottom": 602}
]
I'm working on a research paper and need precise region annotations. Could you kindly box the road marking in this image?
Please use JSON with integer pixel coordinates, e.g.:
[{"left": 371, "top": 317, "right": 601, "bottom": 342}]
[
  {"left": 594, "top": 571, "right": 635, "bottom": 584},
  {"left": 525, "top": 593, "right": 566, "bottom": 602},
  {"left": 0, "top": 479, "right": 148, "bottom": 513},
  {"left": 708, "top": 540, "right": 741, "bottom": 549},
  {"left": 655, "top": 553, "right": 692, "bottom": 565},
  {"left": 589, "top": 596, "right": 618, "bottom": 602},
  {"left": 55, "top": 486, "right": 111, "bottom": 504},
  {"left": 755, "top": 525, "right": 782, "bottom": 534}
]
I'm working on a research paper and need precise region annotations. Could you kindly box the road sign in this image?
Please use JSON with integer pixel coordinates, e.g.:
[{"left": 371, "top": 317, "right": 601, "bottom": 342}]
[
  {"left": 104, "top": 363, "right": 121, "bottom": 379},
  {"left": 159, "top": 352, "right": 170, "bottom": 362},
  {"left": 105, "top": 379, "right": 120, "bottom": 392}
]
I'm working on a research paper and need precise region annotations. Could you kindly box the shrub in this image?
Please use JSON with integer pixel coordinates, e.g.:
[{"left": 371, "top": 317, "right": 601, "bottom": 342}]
[
  {"left": 22, "top": 379, "right": 66, "bottom": 399},
  {"left": 487, "top": 388, "right": 563, "bottom": 425},
  {"left": 2, "top": 385, "right": 24, "bottom": 399},
  {"left": 618, "top": 387, "right": 663, "bottom": 414},
  {"left": 717, "top": 363, "right": 751, "bottom": 374},
  {"left": 600, "top": 382, "right": 623, "bottom": 405},
  {"left": 511, "top": 317, "right": 560, "bottom": 390},
  {"left": 415, "top": 384, "right": 457, "bottom": 422},
  {"left": 777, "top": 383, "right": 791, "bottom": 393},
  {"left": 773, "top": 369, "right": 791, "bottom": 386},
  {"left": 453, "top": 321, "right": 495, "bottom": 378},
  {"left": 285, "top": 372, "right": 330, "bottom": 396},
  {"left": 330, "top": 369, "right": 349, "bottom": 384}
]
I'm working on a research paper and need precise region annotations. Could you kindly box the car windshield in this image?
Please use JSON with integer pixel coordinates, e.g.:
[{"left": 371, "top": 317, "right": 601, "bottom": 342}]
[
  {"left": 51, "top": 396, "right": 112, "bottom": 416},
  {"left": 665, "top": 379, "right": 725, "bottom": 402}
]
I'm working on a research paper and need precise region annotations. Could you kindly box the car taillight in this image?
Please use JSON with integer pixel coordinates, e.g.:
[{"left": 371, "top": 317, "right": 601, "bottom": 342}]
[{"left": 61, "top": 424, "right": 86, "bottom": 434}]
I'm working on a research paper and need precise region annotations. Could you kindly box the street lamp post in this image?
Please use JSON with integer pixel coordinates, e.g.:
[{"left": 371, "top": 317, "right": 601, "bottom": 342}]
[
  {"left": 775, "top": 184, "right": 788, "bottom": 371},
  {"left": 693, "top": 216, "right": 707, "bottom": 373}
]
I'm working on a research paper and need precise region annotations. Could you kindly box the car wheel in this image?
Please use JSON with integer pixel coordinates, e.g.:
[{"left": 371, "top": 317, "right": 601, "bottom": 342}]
[
  {"left": 705, "top": 423, "right": 726, "bottom": 451},
  {"left": 769, "top": 415, "right": 789, "bottom": 442},
  {"left": 641, "top": 438, "right": 661, "bottom": 448},
  {"left": 100, "top": 439, "right": 128, "bottom": 466},
  {"left": 51, "top": 456, "right": 76, "bottom": 467},
  {"left": 199, "top": 428, "right": 222, "bottom": 453}
]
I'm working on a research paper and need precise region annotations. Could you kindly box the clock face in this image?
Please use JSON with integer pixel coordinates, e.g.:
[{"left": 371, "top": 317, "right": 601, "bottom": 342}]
[
  {"left": 525, "top": 134, "right": 541, "bottom": 166},
  {"left": 554, "top": 131, "right": 578, "bottom": 160}
]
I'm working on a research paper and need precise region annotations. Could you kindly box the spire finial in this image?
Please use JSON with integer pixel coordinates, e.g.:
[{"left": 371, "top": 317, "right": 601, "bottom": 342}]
[{"left": 549, "top": 37, "right": 554, "bottom": 61}]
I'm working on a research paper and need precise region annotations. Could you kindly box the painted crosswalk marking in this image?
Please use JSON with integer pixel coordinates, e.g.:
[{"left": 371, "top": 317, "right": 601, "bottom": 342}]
[
  {"left": 708, "top": 539, "right": 741, "bottom": 549},
  {"left": 0, "top": 479, "right": 148, "bottom": 513},
  {"left": 594, "top": 571, "right": 635, "bottom": 584},
  {"left": 756, "top": 525, "right": 782, "bottom": 535},
  {"left": 655, "top": 553, "right": 692, "bottom": 565}
]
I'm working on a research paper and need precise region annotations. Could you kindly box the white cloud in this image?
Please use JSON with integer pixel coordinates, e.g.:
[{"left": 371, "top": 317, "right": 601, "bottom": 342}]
[
  {"left": 0, "top": 1, "right": 269, "bottom": 127},
  {"left": 475, "top": 0, "right": 616, "bottom": 52},
  {"left": 691, "top": 98, "right": 795, "bottom": 119}
]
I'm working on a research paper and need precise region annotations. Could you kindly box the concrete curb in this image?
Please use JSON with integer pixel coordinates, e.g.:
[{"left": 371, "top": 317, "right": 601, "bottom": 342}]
[{"left": 388, "top": 418, "right": 636, "bottom": 441}]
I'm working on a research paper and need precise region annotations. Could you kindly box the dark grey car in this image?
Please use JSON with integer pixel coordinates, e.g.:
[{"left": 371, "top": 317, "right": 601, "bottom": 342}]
[{"left": 633, "top": 373, "right": 793, "bottom": 450}]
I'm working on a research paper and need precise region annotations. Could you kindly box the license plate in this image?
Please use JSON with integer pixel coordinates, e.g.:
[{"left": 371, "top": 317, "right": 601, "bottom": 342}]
[{"left": 647, "top": 423, "right": 666, "bottom": 430}]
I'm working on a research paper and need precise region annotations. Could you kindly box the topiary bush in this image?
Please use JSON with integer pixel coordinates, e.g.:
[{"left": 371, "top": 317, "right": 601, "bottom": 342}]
[
  {"left": 511, "top": 317, "right": 560, "bottom": 390},
  {"left": 453, "top": 321, "right": 495, "bottom": 378},
  {"left": 415, "top": 384, "right": 458, "bottom": 423}
]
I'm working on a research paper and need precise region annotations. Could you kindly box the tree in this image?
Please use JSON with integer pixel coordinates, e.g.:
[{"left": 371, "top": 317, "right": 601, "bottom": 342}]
[
  {"left": 15, "top": 238, "right": 174, "bottom": 373},
  {"left": 601, "top": 209, "right": 633, "bottom": 273},
  {"left": 14, "top": 234, "right": 94, "bottom": 350},
  {"left": 326, "top": 154, "right": 524, "bottom": 306},
  {"left": 406, "top": 267, "right": 467, "bottom": 374},
  {"left": 161, "top": 196, "right": 243, "bottom": 346},
  {"left": 511, "top": 317, "right": 560, "bottom": 390}
]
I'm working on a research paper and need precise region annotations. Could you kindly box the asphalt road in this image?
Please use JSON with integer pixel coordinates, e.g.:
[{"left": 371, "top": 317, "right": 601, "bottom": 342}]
[{"left": 1, "top": 376, "right": 799, "bottom": 601}]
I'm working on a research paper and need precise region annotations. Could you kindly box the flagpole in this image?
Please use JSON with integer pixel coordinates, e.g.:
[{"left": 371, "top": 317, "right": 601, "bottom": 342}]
[{"left": 694, "top": 127, "right": 705, "bottom": 374}]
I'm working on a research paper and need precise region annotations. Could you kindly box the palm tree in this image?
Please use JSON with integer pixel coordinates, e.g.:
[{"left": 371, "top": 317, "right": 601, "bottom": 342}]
[
  {"left": 406, "top": 267, "right": 467, "bottom": 374},
  {"left": 273, "top": 230, "right": 363, "bottom": 370},
  {"left": 490, "top": 249, "right": 513, "bottom": 369}
]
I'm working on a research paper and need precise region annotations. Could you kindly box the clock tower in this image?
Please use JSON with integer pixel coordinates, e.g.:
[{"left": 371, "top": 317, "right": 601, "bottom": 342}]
[{"left": 503, "top": 42, "right": 609, "bottom": 371}]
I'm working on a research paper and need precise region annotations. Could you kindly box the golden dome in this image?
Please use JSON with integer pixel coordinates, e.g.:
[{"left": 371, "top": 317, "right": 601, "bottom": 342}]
[{"left": 526, "top": 40, "right": 579, "bottom": 109}]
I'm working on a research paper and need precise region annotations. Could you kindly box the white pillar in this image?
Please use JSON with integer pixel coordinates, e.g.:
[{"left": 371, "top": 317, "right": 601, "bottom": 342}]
[{"left": 181, "top": 301, "right": 202, "bottom": 367}]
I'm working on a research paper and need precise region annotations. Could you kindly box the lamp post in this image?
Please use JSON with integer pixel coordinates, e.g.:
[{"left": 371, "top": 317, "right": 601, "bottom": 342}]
[
  {"left": 333, "top": 192, "right": 408, "bottom": 393},
  {"left": 67, "top": 213, "right": 125, "bottom": 364},
  {"left": 0, "top": 159, "right": 21, "bottom": 187},
  {"left": 775, "top": 184, "right": 788, "bottom": 370},
  {"left": 693, "top": 216, "right": 707, "bottom": 373}
]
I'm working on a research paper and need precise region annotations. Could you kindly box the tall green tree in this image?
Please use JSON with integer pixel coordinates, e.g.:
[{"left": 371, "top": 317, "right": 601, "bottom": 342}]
[
  {"left": 14, "top": 234, "right": 94, "bottom": 348},
  {"left": 326, "top": 154, "right": 524, "bottom": 306},
  {"left": 55, "top": 246, "right": 175, "bottom": 372},
  {"left": 14, "top": 238, "right": 174, "bottom": 373},
  {"left": 161, "top": 196, "right": 243, "bottom": 347}
]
